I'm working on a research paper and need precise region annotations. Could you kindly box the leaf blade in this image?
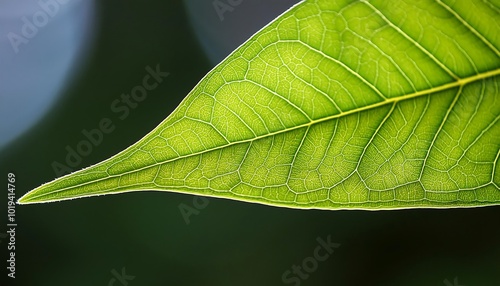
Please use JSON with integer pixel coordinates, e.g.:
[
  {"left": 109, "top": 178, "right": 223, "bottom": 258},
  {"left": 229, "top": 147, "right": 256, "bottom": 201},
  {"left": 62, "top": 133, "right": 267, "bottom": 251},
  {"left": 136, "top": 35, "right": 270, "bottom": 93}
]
[{"left": 19, "top": 0, "right": 500, "bottom": 209}]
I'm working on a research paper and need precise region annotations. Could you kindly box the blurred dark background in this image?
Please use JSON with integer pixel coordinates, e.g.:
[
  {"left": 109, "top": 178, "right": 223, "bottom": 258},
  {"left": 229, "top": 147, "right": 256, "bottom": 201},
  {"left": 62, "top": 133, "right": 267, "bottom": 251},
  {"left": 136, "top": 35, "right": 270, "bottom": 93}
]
[{"left": 0, "top": 0, "right": 499, "bottom": 285}]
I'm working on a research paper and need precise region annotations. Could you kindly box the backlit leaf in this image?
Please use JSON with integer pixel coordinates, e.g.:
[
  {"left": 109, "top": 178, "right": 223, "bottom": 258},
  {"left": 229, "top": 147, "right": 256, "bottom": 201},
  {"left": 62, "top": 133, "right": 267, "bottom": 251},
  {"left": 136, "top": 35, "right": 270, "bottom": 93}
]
[{"left": 19, "top": 0, "right": 500, "bottom": 209}]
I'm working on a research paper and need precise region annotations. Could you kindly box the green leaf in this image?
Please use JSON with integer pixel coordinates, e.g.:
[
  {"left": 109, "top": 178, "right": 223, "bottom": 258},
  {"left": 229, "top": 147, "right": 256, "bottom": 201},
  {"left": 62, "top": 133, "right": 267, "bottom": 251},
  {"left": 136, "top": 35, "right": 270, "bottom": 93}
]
[{"left": 19, "top": 0, "right": 500, "bottom": 209}]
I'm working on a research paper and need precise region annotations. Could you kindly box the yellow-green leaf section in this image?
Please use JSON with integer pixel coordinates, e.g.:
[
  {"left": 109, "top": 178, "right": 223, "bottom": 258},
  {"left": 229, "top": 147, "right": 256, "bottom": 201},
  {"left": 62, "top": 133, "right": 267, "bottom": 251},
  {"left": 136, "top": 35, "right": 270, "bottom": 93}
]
[{"left": 19, "top": 0, "right": 500, "bottom": 209}]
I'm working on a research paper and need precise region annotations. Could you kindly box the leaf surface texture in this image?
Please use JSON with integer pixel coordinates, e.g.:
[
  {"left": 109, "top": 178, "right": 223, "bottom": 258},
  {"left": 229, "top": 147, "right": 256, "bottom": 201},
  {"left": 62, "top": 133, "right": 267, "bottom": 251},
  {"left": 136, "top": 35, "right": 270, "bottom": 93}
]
[{"left": 20, "top": 0, "right": 500, "bottom": 209}]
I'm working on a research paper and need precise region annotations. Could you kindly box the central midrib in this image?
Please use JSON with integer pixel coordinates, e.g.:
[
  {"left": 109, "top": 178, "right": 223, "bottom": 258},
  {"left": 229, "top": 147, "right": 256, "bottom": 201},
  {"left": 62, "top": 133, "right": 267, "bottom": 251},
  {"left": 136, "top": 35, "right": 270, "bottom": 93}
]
[{"left": 26, "top": 68, "right": 500, "bottom": 200}]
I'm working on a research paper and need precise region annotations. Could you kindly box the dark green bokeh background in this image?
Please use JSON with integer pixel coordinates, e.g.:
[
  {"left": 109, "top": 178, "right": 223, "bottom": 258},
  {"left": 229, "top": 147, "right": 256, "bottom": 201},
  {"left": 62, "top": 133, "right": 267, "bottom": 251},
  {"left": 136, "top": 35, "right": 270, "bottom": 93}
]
[{"left": 1, "top": 1, "right": 499, "bottom": 285}]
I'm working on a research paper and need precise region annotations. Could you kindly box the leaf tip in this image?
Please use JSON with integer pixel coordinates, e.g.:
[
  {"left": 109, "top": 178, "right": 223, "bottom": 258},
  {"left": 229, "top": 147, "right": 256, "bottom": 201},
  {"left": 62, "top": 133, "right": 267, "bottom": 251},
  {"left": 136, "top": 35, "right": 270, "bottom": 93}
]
[
  {"left": 17, "top": 184, "right": 52, "bottom": 205},
  {"left": 17, "top": 191, "right": 37, "bottom": 205}
]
